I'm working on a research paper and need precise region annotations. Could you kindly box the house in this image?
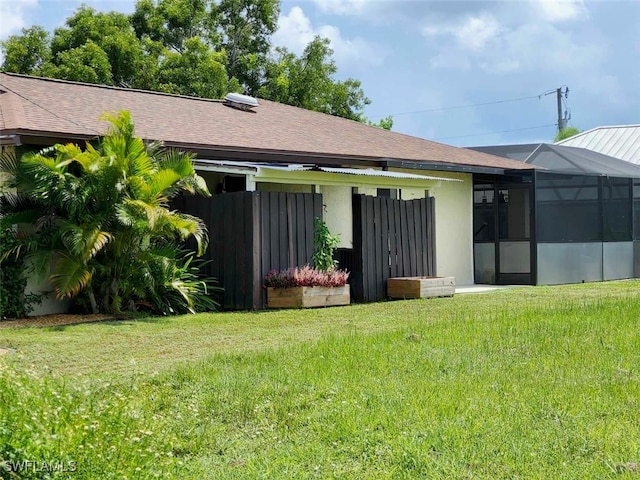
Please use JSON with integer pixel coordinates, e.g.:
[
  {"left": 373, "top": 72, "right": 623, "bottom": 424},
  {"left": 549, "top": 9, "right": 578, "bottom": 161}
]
[
  {"left": 0, "top": 72, "right": 535, "bottom": 311},
  {"left": 557, "top": 125, "right": 640, "bottom": 164},
  {"left": 469, "top": 143, "right": 640, "bottom": 285}
]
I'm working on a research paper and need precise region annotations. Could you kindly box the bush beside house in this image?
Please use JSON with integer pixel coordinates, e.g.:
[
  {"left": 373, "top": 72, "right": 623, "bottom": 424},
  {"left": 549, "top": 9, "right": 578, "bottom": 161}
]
[{"left": 0, "top": 111, "right": 217, "bottom": 317}]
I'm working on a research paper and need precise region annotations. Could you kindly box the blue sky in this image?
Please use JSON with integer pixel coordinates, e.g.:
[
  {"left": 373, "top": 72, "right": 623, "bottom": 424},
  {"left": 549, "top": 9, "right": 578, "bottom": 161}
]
[{"left": 1, "top": 0, "right": 639, "bottom": 147}]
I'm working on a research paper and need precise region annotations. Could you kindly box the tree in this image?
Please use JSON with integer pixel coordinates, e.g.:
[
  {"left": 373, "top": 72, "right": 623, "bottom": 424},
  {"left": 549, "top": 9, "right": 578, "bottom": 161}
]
[
  {"left": 131, "top": 0, "right": 210, "bottom": 53},
  {"left": 368, "top": 116, "right": 394, "bottom": 131},
  {"left": 0, "top": 111, "right": 216, "bottom": 314},
  {"left": 0, "top": 26, "right": 50, "bottom": 75},
  {"left": 213, "top": 0, "right": 279, "bottom": 94},
  {"left": 50, "top": 6, "right": 146, "bottom": 86},
  {"left": 259, "top": 37, "right": 371, "bottom": 121},
  {"left": 554, "top": 126, "right": 581, "bottom": 142},
  {"left": 155, "top": 37, "right": 231, "bottom": 98},
  {"left": 40, "top": 41, "right": 113, "bottom": 84}
]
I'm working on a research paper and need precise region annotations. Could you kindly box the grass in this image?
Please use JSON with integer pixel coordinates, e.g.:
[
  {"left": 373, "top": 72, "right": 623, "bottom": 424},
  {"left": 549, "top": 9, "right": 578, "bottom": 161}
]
[{"left": 1, "top": 281, "right": 640, "bottom": 478}]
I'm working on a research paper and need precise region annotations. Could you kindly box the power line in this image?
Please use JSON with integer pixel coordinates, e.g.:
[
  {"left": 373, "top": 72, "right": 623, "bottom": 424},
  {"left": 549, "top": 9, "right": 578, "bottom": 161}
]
[
  {"left": 0, "top": 83, "right": 103, "bottom": 137},
  {"left": 434, "top": 124, "right": 556, "bottom": 141},
  {"left": 368, "top": 93, "right": 544, "bottom": 119}
]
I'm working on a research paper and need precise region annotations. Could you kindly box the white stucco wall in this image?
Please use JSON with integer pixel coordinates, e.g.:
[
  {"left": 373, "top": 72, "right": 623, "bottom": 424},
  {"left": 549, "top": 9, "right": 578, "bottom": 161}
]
[
  {"left": 400, "top": 187, "right": 429, "bottom": 200},
  {"left": 319, "top": 185, "right": 353, "bottom": 248},
  {"left": 430, "top": 172, "right": 473, "bottom": 285},
  {"left": 26, "top": 275, "right": 69, "bottom": 316}
]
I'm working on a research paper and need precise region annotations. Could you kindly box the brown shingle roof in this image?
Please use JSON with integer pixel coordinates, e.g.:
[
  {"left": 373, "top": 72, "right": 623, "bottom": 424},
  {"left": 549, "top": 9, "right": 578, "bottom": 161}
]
[{"left": 0, "top": 72, "right": 531, "bottom": 171}]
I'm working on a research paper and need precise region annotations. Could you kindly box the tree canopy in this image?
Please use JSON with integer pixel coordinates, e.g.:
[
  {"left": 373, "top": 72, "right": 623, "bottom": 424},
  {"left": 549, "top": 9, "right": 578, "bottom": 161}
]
[
  {"left": 1, "top": 0, "right": 390, "bottom": 128},
  {"left": 554, "top": 126, "right": 581, "bottom": 142}
]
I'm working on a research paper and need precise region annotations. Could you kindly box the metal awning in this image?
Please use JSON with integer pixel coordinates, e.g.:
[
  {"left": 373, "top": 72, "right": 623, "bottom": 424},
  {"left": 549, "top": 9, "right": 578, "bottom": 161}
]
[{"left": 194, "top": 160, "right": 461, "bottom": 182}]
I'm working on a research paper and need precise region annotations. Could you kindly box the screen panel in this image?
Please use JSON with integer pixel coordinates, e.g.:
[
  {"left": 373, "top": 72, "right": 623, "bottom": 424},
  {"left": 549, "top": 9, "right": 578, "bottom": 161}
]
[{"left": 536, "top": 173, "right": 600, "bottom": 242}]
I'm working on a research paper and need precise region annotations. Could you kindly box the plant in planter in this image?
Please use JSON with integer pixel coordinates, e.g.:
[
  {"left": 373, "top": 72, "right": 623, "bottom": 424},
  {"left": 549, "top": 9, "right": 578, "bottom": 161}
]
[
  {"left": 312, "top": 216, "right": 340, "bottom": 271},
  {"left": 265, "top": 218, "right": 350, "bottom": 308}
]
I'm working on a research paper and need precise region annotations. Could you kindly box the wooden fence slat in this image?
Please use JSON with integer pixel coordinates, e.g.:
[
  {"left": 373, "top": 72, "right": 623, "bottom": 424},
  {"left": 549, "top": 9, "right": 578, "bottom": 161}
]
[
  {"left": 393, "top": 198, "right": 402, "bottom": 278},
  {"left": 278, "top": 193, "right": 288, "bottom": 268},
  {"left": 268, "top": 193, "right": 279, "bottom": 269},
  {"left": 351, "top": 195, "right": 364, "bottom": 302},
  {"left": 411, "top": 199, "right": 423, "bottom": 276},
  {"left": 364, "top": 195, "right": 375, "bottom": 302},
  {"left": 295, "top": 193, "right": 306, "bottom": 266},
  {"left": 222, "top": 195, "right": 235, "bottom": 308},
  {"left": 388, "top": 198, "right": 397, "bottom": 278},
  {"left": 417, "top": 198, "right": 429, "bottom": 275},
  {"left": 406, "top": 200, "right": 417, "bottom": 276},
  {"left": 251, "top": 193, "right": 262, "bottom": 309},
  {"left": 236, "top": 194, "right": 246, "bottom": 309},
  {"left": 373, "top": 197, "right": 383, "bottom": 301},
  {"left": 381, "top": 197, "right": 390, "bottom": 289},
  {"left": 428, "top": 197, "right": 436, "bottom": 275},
  {"left": 287, "top": 195, "right": 295, "bottom": 267}
]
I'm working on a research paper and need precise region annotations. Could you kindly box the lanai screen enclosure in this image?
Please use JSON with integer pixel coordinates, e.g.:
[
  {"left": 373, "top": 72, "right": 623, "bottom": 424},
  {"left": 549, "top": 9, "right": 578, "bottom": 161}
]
[{"left": 472, "top": 144, "right": 640, "bottom": 285}]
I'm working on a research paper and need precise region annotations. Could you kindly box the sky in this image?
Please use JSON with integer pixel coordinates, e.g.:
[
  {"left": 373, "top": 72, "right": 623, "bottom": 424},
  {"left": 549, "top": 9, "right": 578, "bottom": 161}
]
[{"left": 1, "top": 0, "right": 639, "bottom": 147}]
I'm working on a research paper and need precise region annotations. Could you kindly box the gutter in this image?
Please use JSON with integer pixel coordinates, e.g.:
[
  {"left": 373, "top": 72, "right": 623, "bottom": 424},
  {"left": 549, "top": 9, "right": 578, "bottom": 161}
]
[{"left": 0, "top": 134, "right": 21, "bottom": 146}]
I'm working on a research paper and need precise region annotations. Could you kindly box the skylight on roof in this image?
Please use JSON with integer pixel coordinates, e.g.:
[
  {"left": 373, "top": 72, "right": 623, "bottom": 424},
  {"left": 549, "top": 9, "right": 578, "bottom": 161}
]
[{"left": 224, "top": 92, "right": 259, "bottom": 112}]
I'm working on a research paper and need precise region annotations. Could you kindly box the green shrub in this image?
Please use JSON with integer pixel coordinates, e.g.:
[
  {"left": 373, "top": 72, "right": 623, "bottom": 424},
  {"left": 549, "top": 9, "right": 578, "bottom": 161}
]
[
  {"left": 0, "top": 226, "right": 42, "bottom": 319},
  {"left": 0, "top": 111, "right": 214, "bottom": 315},
  {"left": 312, "top": 217, "right": 340, "bottom": 272}
]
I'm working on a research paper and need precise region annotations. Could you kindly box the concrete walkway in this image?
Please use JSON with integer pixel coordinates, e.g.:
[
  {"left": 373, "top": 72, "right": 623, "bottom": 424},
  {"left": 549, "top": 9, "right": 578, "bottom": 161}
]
[{"left": 455, "top": 284, "right": 530, "bottom": 294}]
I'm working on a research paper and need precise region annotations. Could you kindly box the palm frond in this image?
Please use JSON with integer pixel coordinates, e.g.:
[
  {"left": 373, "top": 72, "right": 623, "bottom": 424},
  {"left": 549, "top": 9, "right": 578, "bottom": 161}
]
[
  {"left": 123, "top": 199, "right": 158, "bottom": 228},
  {"left": 179, "top": 173, "right": 211, "bottom": 197},
  {"left": 50, "top": 253, "right": 93, "bottom": 299},
  {"left": 148, "top": 168, "right": 182, "bottom": 200},
  {"left": 161, "top": 211, "right": 209, "bottom": 255},
  {"left": 85, "top": 229, "right": 112, "bottom": 259},
  {"left": 100, "top": 110, "right": 135, "bottom": 139},
  {"left": 158, "top": 149, "right": 195, "bottom": 178}
]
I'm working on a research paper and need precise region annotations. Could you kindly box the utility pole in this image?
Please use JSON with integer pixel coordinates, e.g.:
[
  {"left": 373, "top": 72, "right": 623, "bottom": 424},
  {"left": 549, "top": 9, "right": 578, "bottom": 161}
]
[
  {"left": 556, "top": 86, "right": 569, "bottom": 133},
  {"left": 557, "top": 88, "right": 563, "bottom": 132}
]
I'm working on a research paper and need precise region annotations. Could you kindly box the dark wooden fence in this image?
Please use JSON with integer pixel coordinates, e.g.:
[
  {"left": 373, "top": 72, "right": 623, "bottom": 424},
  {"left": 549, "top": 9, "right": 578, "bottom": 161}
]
[
  {"left": 176, "top": 191, "right": 322, "bottom": 310},
  {"left": 352, "top": 194, "right": 436, "bottom": 303}
]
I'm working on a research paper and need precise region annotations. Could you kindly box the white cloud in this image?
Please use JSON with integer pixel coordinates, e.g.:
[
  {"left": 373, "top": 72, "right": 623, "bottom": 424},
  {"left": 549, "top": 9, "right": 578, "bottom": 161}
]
[
  {"left": 0, "top": 0, "right": 37, "bottom": 39},
  {"left": 419, "top": 1, "right": 599, "bottom": 74},
  {"left": 428, "top": 52, "right": 472, "bottom": 71},
  {"left": 423, "top": 15, "right": 502, "bottom": 52},
  {"left": 273, "top": 5, "right": 314, "bottom": 53},
  {"left": 312, "top": 0, "right": 370, "bottom": 16},
  {"left": 456, "top": 15, "right": 502, "bottom": 51},
  {"left": 273, "top": 6, "right": 384, "bottom": 68},
  {"left": 535, "top": 0, "right": 586, "bottom": 22}
]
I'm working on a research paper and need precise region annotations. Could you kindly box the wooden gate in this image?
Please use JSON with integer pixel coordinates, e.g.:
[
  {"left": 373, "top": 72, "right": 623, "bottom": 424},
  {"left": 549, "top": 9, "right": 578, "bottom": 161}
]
[
  {"left": 176, "top": 191, "right": 322, "bottom": 310},
  {"left": 352, "top": 194, "right": 436, "bottom": 303}
]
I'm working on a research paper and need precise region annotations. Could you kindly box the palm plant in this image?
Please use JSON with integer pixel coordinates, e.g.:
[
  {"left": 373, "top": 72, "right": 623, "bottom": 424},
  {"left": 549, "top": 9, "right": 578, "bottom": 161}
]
[{"left": 0, "top": 111, "right": 216, "bottom": 314}]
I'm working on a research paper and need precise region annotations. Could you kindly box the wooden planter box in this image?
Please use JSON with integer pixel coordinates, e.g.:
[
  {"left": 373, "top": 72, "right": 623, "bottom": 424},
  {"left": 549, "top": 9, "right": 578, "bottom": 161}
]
[
  {"left": 387, "top": 276, "right": 455, "bottom": 299},
  {"left": 267, "top": 285, "right": 350, "bottom": 309}
]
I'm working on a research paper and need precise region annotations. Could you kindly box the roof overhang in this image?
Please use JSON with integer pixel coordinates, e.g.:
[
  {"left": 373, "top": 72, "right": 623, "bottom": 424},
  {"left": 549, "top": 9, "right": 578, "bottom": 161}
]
[
  {"left": 383, "top": 159, "right": 535, "bottom": 175},
  {"left": 9, "top": 130, "right": 529, "bottom": 175}
]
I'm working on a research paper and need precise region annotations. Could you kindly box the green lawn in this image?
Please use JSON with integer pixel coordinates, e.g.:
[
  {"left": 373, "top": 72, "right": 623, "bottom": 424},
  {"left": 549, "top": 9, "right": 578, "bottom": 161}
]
[{"left": 1, "top": 282, "right": 640, "bottom": 479}]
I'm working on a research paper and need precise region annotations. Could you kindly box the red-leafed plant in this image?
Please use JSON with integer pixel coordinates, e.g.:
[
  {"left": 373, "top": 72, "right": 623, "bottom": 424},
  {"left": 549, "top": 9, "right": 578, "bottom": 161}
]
[{"left": 264, "top": 265, "right": 349, "bottom": 288}]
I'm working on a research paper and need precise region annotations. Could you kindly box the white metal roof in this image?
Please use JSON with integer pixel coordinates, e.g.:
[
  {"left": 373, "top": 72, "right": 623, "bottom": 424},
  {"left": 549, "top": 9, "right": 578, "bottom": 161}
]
[
  {"left": 194, "top": 160, "right": 462, "bottom": 182},
  {"left": 260, "top": 165, "right": 461, "bottom": 181},
  {"left": 557, "top": 125, "right": 640, "bottom": 164}
]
